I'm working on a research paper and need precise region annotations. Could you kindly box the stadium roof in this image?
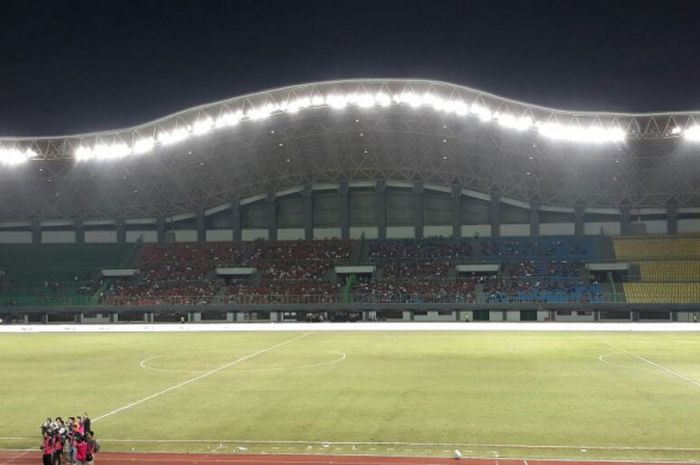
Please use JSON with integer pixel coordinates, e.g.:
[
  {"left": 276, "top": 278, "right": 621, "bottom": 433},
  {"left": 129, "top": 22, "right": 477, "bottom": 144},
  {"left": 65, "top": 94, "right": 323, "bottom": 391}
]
[{"left": 0, "top": 79, "right": 699, "bottom": 220}]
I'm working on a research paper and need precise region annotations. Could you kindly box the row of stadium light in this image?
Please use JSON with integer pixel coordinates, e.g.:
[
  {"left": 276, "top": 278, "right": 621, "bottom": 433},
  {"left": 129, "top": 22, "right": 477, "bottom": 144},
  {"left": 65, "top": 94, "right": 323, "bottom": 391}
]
[
  {"left": 2, "top": 92, "right": 700, "bottom": 165},
  {"left": 72, "top": 92, "right": 628, "bottom": 162}
]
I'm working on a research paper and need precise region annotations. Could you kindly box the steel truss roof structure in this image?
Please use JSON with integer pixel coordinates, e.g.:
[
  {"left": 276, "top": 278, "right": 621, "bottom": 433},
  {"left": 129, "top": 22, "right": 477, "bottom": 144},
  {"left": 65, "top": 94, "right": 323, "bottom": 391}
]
[{"left": 0, "top": 79, "right": 699, "bottom": 221}]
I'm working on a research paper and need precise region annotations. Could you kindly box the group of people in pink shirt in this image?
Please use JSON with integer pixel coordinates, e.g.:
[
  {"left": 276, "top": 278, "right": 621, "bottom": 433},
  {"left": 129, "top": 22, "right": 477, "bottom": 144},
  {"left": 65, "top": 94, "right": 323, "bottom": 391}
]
[{"left": 40, "top": 414, "right": 99, "bottom": 465}]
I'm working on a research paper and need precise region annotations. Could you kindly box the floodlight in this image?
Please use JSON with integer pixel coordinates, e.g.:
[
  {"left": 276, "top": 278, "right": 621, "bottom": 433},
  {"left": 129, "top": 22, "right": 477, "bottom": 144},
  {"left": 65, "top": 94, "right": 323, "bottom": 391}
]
[
  {"left": 132, "top": 137, "right": 156, "bottom": 155},
  {"left": 355, "top": 93, "right": 376, "bottom": 108},
  {"left": 325, "top": 94, "right": 348, "bottom": 109},
  {"left": 470, "top": 103, "right": 492, "bottom": 121},
  {"left": 247, "top": 103, "right": 276, "bottom": 120},
  {"left": 0, "top": 147, "right": 36, "bottom": 166},
  {"left": 157, "top": 127, "right": 191, "bottom": 145},
  {"left": 375, "top": 92, "right": 391, "bottom": 107},
  {"left": 684, "top": 126, "right": 700, "bottom": 141},
  {"left": 215, "top": 111, "right": 242, "bottom": 128},
  {"left": 192, "top": 118, "right": 214, "bottom": 136}
]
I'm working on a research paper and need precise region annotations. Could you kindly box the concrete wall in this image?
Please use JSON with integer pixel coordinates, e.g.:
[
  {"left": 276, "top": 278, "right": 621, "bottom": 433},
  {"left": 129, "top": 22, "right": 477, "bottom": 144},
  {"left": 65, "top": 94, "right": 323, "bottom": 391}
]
[
  {"left": 277, "top": 228, "right": 305, "bottom": 241},
  {"left": 126, "top": 230, "right": 158, "bottom": 243},
  {"left": 41, "top": 231, "right": 76, "bottom": 244},
  {"left": 83, "top": 313, "right": 113, "bottom": 324},
  {"left": 242, "top": 229, "right": 269, "bottom": 241},
  {"left": 500, "top": 224, "right": 530, "bottom": 237},
  {"left": 461, "top": 224, "right": 491, "bottom": 237},
  {"left": 584, "top": 221, "right": 621, "bottom": 235},
  {"left": 0, "top": 231, "right": 32, "bottom": 243},
  {"left": 540, "top": 222, "right": 575, "bottom": 236},
  {"left": 386, "top": 226, "right": 415, "bottom": 239},
  {"left": 505, "top": 311, "right": 521, "bottom": 321},
  {"left": 313, "top": 228, "right": 341, "bottom": 239},
  {"left": 174, "top": 230, "right": 197, "bottom": 242},
  {"left": 641, "top": 220, "right": 668, "bottom": 234},
  {"left": 553, "top": 310, "right": 595, "bottom": 321},
  {"left": 206, "top": 229, "right": 234, "bottom": 242},
  {"left": 413, "top": 311, "right": 456, "bottom": 321},
  {"left": 85, "top": 231, "right": 117, "bottom": 243},
  {"left": 424, "top": 225, "right": 452, "bottom": 238},
  {"left": 679, "top": 219, "right": 700, "bottom": 233},
  {"left": 350, "top": 226, "right": 378, "bottom": 239}
]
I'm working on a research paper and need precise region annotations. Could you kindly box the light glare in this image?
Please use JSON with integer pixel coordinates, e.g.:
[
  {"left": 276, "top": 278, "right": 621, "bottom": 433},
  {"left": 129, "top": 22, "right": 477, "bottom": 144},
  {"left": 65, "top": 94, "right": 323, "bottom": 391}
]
[
  {"left": 0, "top": 147, "right": 36, "bottom": 166},
  {"left": 685, "top": 126, "right": 700, "bottom": 141}
]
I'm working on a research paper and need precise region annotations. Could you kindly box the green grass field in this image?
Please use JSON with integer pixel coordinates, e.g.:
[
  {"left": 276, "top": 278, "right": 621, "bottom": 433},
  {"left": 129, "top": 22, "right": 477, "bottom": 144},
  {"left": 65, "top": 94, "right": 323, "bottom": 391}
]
[{"left": 1, "top": 330, "right": 699, "bottom": 461}]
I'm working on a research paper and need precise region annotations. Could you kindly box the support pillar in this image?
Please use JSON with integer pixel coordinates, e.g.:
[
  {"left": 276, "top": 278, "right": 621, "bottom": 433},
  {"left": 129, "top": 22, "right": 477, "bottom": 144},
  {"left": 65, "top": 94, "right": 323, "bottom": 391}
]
[
  {"left": 156, "top": 217, "right": 166, "bottom": 245},
  {"left": 116, "top": 218, "right": 126, "bottom": 243},
  {"left": 267, "top": 192, "right": 277, "bottom": 241},
  {"left": 667, "top": 200, "right": 679, "bottom": 235},
  {"left": 490, "top": 191, "right": 501, "bottom": 237},
  {"left": 451, "top": 184, "right": 462, "bottom": 239},
  {"left": 196, "top": 209, "right": 206, "bottom": 243},
  {"left": 31, "top": 219, "right": 41, "bottom": 245},
  {"left": 413, "top": 181, "right": 424, "bottom": 240},
  {"left": 75, "top": 219, "right": 85, "bottom": 244},
  {"left": 339, "top": 181, "right": 350, "bottom": 240},
  {"left": 375, "top": 179, "right": 387, "bottom": 240},
  {"left": 231, "top": 199, "right": 242, "bottom": 242},
  {"left": 110, "top": 312, "right": 119, "bottom": 323},
  {"left": 620, "top": 205, "right": 632, "bottom": 236},
  {"left": 574, "top": 202, "right": 586, "bottom": 237},
  {"left": 303, "top": 186, "right": 313, "bottom": 241},
  {"left": 529, "top": 200, "right": 540, "bottom": 237}
]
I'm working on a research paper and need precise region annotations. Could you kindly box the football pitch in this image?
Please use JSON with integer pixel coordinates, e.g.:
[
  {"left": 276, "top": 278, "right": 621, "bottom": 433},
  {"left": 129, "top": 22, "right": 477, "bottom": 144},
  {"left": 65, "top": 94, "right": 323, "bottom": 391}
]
[{"left": 1, "top": 329, "right": 698, "bottom": 461}]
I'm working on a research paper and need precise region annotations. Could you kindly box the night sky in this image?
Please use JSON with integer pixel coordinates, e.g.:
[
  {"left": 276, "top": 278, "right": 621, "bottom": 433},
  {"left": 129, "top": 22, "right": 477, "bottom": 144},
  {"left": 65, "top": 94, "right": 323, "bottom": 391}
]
[{"left": 1, "top": 0, "right": 699, "bottom": 137}]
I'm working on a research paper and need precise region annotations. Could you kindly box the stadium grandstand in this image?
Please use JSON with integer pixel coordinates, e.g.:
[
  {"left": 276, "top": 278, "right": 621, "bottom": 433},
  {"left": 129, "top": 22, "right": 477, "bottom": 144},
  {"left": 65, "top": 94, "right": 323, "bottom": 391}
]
[{"left": 1, "top": 79, "right": 700, "bottom": 324}]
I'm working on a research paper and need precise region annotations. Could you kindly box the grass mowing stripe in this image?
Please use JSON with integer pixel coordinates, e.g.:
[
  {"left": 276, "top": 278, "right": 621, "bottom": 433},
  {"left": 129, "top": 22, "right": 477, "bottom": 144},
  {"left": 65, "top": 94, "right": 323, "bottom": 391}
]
[
  {"left": 602, "top": 342, "right": 700, "bottom": 390},
  {"left": 93, "top": 332, "right": 313, "bottom": 422}
]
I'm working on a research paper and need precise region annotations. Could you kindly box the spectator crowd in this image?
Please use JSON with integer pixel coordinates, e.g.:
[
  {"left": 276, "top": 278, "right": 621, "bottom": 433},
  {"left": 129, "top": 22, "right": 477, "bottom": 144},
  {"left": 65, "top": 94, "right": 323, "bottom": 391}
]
[{"left": 97, "top": 237, "right": 602, "bottom": 305}]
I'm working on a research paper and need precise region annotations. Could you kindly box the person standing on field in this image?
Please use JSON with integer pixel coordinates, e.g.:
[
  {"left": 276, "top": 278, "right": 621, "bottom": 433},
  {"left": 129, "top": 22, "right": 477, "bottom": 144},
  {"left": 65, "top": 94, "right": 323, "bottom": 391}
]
[
  {"left": 86, "top": 431, "right": 99, "bottom": 465},
  {"left": 52, "top": 429, "right": 64, "bottom": 465},
  {"left": 40, "top": 431, "right": 53, "bottom": 465},
  {"left": 82, "top": 413, "right": 91, "bottom": 435},
  {"left": 75, "top": 436, "right": 89, "bottom": 465}
]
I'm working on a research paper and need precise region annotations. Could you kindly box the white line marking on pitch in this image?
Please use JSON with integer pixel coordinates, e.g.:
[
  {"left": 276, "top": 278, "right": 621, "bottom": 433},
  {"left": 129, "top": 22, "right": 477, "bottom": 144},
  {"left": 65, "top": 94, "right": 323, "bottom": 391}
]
[
  {"left": 603, "top": 342, "right": 700, "bottom": 389},
  {"left": 44, "top": 438, "right": 700, "bottom": 452},
  {"left": 139, "top": 351, "right": 346, "bottom": 374},
  {"left": 93, "top": 332, "right": 314, "bottom": 422},
  {"left": 598, "top": 352, "right": 653, "bottom": 371}
]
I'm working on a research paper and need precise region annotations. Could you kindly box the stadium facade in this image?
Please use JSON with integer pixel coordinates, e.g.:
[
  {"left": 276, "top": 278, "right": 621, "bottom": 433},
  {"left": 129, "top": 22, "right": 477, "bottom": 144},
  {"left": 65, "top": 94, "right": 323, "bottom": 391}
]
[{"left": 0, "top": 79, "right": 699, "bottom": 244}]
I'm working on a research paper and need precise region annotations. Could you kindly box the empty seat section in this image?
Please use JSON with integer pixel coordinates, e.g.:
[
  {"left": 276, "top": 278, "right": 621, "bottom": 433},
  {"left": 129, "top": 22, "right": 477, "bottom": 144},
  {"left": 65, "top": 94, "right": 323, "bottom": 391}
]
[
  {"left": 623, "top": 282, "right": 700, "bottom": 303},
  {"left": 614, "top": 236, "right": 700, "bottom": 260}
]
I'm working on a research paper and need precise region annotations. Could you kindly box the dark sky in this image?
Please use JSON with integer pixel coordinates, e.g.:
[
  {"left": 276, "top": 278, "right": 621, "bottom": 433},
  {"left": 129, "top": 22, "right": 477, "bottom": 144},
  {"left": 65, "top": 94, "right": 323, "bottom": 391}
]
[{"left": 1, "top": 0, "right": 699, "bottom": 136}]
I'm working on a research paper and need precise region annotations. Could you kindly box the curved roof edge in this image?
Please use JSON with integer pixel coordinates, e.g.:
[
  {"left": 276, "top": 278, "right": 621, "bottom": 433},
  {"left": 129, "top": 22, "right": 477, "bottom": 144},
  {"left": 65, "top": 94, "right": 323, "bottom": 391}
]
[{"left": 2, "top": 78, "right": 700, "bottom": 141}]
